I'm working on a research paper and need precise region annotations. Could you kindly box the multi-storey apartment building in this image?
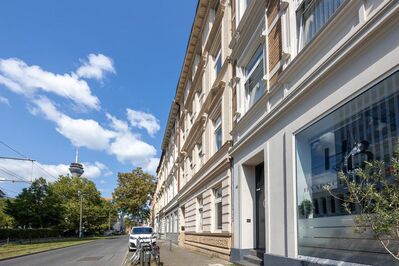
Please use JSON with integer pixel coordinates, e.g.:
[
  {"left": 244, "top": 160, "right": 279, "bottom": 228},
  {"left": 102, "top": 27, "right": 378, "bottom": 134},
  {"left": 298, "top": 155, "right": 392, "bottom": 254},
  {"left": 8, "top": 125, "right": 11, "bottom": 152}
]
[
  {"left": 152, "top": 0, "right": 234, "bottom": 260},
  {"left": 230, "top": 0, "right": 399, "bottom": 265},
  {"left": 153, "top": 0, "right": 399, "bottom": 265}
]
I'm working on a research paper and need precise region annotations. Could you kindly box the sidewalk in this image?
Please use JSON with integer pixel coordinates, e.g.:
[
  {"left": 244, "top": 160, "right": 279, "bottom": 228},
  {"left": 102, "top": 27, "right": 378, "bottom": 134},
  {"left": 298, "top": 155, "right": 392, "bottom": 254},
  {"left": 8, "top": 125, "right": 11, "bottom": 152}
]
[{"left": 124, "top": 240, "right": 233, "bottom": 266}]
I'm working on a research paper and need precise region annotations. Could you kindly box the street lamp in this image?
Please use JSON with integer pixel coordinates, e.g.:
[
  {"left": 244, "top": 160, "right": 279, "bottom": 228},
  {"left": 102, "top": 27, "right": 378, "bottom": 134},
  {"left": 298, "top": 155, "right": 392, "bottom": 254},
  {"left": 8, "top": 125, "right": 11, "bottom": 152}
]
[{"left": 69, "top": 147, "right": 84, "bottom": 238}]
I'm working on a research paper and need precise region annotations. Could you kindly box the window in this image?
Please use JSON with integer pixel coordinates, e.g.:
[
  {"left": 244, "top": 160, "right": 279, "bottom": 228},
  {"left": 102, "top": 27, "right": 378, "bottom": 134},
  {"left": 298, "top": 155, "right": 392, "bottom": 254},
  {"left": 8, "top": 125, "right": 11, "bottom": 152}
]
[
  {"left": 190, "top": 150, "right": 195, "bottom": 170},
  {"left": 197, "top": 196, "right": 203, "bottom": 232},
  {"left": 237, "top": 0, "right": 253, "bottom": 23},
  {"left": 245, "top": 45, "right": 265, "bottom": 109},
  {"left": 214, "top": 187, "right": 223, "bottom": 230},
  {"left": 214, "top": 47, "right": 222, "bottom": 80},
  {"left": 174, "top": 211, "right": 178, "bottom": 233},
  {"left": 197, "top": 141, "right": 204, "bottom": 167},
  {"left": 296, "top": 71, "right": 399, "bottom": 262},
  {"left": 171, "top": 214, "right": 174, "bottom": 233},
  {"left": 198, "top": 89, "right": 204, "bottom": 105},
  {"left": 298, "top": 0, "right": 344, "bottom": 48},
  {"left": 214, "top": 115, "right": 222, "bottom": 151},
  {"left": 132, "top": 227, "right": 153, "bottom": 234},
  {"left": 184, "top": 80, "right": 191, "bottom": 102}
]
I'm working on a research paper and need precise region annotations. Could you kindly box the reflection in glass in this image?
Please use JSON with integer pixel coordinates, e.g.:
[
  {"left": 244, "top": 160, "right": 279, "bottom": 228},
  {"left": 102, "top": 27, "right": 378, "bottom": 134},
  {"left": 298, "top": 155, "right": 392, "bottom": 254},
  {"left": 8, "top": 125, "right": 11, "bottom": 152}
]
[{"left": 296, "top": 71, "right": 399, "bottom": 262}]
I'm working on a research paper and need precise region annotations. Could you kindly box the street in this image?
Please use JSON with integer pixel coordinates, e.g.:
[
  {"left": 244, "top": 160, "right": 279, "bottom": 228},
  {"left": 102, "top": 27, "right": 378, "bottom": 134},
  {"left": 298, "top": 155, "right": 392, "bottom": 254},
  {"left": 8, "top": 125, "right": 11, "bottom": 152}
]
[{"left": 0, "top": 236, "right": 128, "bottom": 266}]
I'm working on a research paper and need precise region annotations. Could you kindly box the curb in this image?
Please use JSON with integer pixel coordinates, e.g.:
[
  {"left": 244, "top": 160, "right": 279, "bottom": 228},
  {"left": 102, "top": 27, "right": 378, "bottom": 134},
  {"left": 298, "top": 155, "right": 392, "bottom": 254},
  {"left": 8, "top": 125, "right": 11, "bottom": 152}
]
[
  {"left": 0, "top": 240, "right": 95, "bottom": 261},
  {"left": 121, "top": 248, "right": 130, "bottom": 266}
]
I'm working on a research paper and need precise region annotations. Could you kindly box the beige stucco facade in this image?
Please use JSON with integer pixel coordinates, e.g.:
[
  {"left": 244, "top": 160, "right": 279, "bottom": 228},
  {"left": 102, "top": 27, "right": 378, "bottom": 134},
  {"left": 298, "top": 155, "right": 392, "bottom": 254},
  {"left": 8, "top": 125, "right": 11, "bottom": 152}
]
[
  {"left": 152, "top": 0, "right": 399, "bottom": 265},
  {"left": 151, "top": 0, "right": 234, "bottom": 260}
]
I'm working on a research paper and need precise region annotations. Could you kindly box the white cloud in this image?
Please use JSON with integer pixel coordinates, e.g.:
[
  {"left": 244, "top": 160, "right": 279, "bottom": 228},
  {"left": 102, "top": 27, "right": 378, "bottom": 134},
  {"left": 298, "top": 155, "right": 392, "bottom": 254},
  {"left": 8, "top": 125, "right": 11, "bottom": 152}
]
[
  {"left": 31, "top": 97, "right": 158, "bottom": 172},
  {"left": 0, "top": 95, "right": 10, "bottom": 106},
  {"left": 76, "top": 54, "right": 115, "bottom": 81},
  {"left": 31, "top": 97, "right": 115, "bottom": 150},
  {"left": 108, "top": 132, "right": 157, "bottom": 165},
  {"left": 143, "top": 157, "right": 159, "bottom": 175},
  {"left": 0, "top": 159, "right": 109, "bottom": 182},
  {"left": 126, "top": 109, "right": 160, "bottom": 136},
  {"left": 106, "top": 113, "right": 129, "bottom": 132},
  {"left": 81, "top": 162, "right": 110, "bottom": 179},
  {"left": 0, "top": 58, "right": 100, "bottom": 109}
]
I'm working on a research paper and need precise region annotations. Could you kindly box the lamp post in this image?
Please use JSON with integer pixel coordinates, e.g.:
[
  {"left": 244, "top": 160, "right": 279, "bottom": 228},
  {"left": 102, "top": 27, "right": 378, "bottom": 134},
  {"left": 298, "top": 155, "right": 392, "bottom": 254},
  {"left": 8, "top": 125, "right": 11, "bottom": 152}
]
[{"left": 69, "top": 147, "right": 84, "bottom": 238}]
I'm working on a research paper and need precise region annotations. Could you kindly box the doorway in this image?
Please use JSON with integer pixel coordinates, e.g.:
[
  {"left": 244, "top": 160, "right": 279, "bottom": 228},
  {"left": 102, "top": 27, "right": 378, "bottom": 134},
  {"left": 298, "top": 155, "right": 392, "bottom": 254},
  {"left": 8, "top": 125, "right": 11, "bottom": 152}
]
[{"left": 255, "top": 162, "right": 265, "bottom": 250}]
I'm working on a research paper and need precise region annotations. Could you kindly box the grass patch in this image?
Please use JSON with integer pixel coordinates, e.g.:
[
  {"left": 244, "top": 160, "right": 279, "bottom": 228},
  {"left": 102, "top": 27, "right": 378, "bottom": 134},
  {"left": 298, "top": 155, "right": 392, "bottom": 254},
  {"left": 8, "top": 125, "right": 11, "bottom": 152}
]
[{"left": 0, "top": 237, "right": 97, "bottom": 260}]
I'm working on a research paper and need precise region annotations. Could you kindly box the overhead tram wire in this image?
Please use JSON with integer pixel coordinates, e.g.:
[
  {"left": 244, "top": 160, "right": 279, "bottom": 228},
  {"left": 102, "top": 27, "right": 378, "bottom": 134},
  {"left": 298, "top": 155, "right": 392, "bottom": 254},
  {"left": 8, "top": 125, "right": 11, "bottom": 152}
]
[
  {"left": 0, "top": 186, "right": 20, "bottom": 196},
  {"left": 0, "top": 139, "right": 58, "bottom": 182},
  {"left": 0, "top": 140, "right": 28, "bottom": 158},
  {"left": 32, "top": 164, "right": 58, "bottom": 182},
  {"left": 0, "top": 166, "right": 29, "bottom": 182}
]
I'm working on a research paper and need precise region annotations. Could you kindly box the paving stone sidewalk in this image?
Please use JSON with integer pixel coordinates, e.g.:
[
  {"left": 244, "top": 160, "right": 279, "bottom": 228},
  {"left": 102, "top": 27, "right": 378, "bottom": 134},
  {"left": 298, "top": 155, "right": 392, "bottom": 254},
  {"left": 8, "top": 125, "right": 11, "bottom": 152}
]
[{"left": 124, "top": 239, "right": 233, "bottom": 266}]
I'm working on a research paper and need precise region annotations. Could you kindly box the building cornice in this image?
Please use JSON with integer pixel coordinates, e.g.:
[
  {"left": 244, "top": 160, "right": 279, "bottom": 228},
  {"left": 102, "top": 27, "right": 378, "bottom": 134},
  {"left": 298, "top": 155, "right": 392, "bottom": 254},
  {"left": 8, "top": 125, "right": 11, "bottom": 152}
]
[{"left": 160, "top": 0, "right": 210, "bottom": 154}]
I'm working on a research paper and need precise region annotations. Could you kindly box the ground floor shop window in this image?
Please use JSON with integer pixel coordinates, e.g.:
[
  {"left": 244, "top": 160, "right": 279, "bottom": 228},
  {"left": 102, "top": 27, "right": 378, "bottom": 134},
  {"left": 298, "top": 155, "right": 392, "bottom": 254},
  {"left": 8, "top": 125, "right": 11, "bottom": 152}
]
[{"left": 296, "top": 71, "right": 399, "bottom": 262}]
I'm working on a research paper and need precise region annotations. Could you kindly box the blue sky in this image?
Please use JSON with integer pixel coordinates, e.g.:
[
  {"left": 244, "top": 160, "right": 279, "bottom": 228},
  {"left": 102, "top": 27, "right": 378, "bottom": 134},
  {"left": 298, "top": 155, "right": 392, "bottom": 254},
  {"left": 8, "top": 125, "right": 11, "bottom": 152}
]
[{"left": 0, "top": 0, "right": 197, "bottom": 198}]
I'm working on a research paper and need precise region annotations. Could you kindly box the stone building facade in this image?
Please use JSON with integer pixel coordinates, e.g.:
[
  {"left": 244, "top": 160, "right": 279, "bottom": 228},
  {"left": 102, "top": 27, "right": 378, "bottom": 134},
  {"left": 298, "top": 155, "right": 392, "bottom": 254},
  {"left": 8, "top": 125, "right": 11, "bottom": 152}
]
[
  {"left": 152, "top": 0, "right": 234, "bottom": 260},
  {"left": 230, "top": 0, "right": 399, "bottom": 265},
  {"left": 152, "top": 0, "right": 399, "bottom": 265}
]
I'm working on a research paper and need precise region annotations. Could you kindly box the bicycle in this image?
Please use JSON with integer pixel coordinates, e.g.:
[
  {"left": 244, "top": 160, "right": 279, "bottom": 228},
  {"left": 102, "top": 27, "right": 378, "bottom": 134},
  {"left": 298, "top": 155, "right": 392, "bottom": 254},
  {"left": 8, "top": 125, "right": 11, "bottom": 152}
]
[{"left": 130, "top": 236, "right": 160, "bottom": 266}]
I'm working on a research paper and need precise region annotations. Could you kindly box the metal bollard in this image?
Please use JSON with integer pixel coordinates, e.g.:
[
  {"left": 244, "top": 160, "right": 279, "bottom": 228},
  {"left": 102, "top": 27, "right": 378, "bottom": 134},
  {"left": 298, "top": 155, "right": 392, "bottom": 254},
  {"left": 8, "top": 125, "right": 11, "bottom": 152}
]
[{"left": 169, "top": 239, "right": 172, "bottom": 251}]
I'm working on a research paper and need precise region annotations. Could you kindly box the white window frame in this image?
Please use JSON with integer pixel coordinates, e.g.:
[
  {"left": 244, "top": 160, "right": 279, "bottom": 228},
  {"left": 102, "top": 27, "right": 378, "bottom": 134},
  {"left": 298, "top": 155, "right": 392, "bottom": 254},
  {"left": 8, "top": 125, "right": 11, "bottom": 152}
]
[
  {"left": 236, "top": 0, "right": 253, "bottom": 24},
  {"left": 244, "top": 45, "right": 265, "bottom": 111},
  {"left": 214, "top": 46, "right": 222, "bottom": 80},
  {"left": 197, "top": 196, "right": 203, "bottom": 232},
  {"left": 213, "top": 115, "right": 222, "bottom": 152},
  {"left": 197, "top": 140, "right": 204, "bottom": 167},
  {"left": 214, "top": 186, "right": 223, "bottom": 231},
  {"left": 296, "top": 0, "right": 345, "bottom": 51}
]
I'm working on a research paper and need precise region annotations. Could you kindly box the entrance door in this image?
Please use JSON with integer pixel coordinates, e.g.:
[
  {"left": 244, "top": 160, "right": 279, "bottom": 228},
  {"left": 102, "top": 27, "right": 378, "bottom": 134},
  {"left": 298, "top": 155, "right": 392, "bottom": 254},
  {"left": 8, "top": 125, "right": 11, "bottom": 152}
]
[{"left": 255, "top": 163, "right": 265, "bottom": 250}]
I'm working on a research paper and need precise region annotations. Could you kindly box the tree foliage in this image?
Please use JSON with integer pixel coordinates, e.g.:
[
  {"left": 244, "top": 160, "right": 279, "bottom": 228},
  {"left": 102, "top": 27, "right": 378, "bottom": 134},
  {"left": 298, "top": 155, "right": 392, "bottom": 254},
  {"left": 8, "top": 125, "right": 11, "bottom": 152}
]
[
  {"left": 0, "top": 199, "right": 14, "bottom": 228},
  {"left": 325, "top": 146, "right": 399, "bottom": 261},
  {"left": 52, "top": 175, "right": 115, "bottom": 235},
  {"left": 113, "top": 168, "right": 155, "bottom": 221},
  {"left": 4, "top": 175, "right": 117, "bottom": 236},
  {"left": 5, "top": 177, "right": 63, "bottom": 228}
]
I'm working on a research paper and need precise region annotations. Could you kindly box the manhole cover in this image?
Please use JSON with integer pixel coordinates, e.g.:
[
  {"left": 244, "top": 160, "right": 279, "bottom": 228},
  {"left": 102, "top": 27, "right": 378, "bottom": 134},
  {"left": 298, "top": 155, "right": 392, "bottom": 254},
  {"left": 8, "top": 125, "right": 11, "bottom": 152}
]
[{"left": 78, "top": 256, "right": 104, "bottom": 261}]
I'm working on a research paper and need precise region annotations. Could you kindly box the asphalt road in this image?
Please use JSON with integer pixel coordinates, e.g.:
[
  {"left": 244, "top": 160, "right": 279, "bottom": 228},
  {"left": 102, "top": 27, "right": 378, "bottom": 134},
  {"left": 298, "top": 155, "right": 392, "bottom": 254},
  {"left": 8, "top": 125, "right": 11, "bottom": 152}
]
[{"left": 0, "top": 236, "right": 129, "bottom": 266}]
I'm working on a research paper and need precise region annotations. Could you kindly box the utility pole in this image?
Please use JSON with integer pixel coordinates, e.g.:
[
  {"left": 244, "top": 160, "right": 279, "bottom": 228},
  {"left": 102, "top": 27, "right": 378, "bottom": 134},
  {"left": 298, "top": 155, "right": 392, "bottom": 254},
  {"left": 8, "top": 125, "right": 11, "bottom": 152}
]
[
  {"left": 69, "top": 147, "right": 84, "bottom": 238},
  {"left": 79, "top": 191, "right": 83, "bottom": 238},
  {"left": 108, "top": 210, "right": 111, "bottom": 231}
]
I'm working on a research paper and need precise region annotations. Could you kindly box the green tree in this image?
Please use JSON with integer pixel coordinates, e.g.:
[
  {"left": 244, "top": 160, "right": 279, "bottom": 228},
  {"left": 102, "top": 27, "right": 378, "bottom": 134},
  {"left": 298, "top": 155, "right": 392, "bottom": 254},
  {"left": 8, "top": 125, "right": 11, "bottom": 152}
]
[
  {"left": 52, "top": 175, "right": 110, "bottom": 235},
  {"left": 0, "top": 199, "right": 14, "bottom": 228},
  {"left": 113, "top": 168, "right": 155, "bottom": 222},
  {"left": 5, "top": 177, "right": 63, "bottom": 228},
  {"left": 102, "top": 199, "right": 118, "bottom": 230},
  {"left": 325, "top": 146, "right": 399, "bottom": 261}
]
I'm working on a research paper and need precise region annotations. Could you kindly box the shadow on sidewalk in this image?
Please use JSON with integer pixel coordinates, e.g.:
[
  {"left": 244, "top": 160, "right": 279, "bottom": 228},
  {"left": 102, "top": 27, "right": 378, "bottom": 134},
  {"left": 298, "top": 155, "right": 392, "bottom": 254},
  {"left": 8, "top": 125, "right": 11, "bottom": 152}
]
[{"left": 124, "top": 240, "right": 232, "bottom": 266}]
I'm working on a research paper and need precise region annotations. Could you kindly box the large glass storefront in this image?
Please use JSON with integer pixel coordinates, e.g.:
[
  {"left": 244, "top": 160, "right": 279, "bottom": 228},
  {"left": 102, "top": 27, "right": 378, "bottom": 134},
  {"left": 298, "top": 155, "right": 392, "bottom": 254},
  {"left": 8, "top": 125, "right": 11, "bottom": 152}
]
[{"left": 296, "top": 71, "right": 399, "bottom": 263}]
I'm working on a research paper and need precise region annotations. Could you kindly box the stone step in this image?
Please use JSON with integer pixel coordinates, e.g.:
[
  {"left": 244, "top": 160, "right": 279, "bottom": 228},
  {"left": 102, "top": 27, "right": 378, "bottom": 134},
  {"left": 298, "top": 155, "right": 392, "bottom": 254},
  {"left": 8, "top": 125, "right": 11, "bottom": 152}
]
[
  {"left": 243, "top": 254, "right": 264, "bottom": 266},
  {"left": 235, "top": 260, "right": 261, "bottom": 266},
  {"left": 249, "top": 249, "right": 264, "bottom": 258}
]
